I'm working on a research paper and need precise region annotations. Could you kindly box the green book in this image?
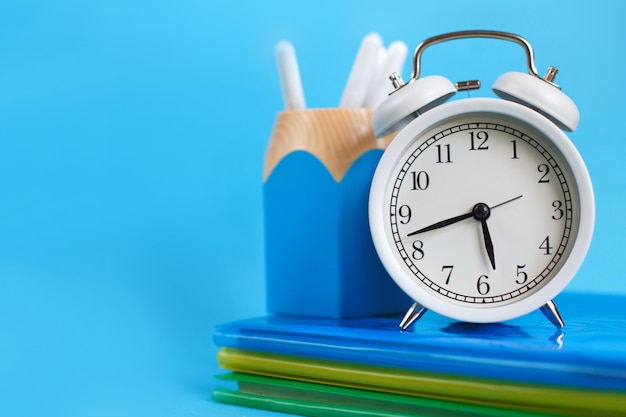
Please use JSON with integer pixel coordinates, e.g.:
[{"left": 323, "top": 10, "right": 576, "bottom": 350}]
[{"left": 213, "top": 372, "right": 560, "bottom": 417}]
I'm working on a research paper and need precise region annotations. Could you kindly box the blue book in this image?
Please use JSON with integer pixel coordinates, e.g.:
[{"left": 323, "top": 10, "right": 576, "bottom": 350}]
[{"left": 213, "top": 292, "right": 626, "bottom": 391}]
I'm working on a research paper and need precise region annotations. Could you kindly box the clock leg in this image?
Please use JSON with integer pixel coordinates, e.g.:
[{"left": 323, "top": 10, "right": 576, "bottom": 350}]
[
  {"left": 399, "top": 301, "right": 428, "bottom": 330},
  {"left": 540, "top": 300, "right": 565, "bottom": 329}
]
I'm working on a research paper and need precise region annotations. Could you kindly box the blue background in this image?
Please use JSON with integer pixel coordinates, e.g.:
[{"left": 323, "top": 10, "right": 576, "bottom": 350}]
[{"left": 0, "top": 1, "right": 623, "bottom": 416}]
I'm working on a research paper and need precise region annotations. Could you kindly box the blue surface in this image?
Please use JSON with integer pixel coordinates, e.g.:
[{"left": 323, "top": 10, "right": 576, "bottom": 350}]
[{"left": 0, "top": 1, "right": 624, "bottom": 416}]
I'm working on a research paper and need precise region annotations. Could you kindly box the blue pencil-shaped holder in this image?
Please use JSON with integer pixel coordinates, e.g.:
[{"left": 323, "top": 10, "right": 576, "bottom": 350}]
[{"left": 263, "top": 108, "right": 409, "bottom": 318}]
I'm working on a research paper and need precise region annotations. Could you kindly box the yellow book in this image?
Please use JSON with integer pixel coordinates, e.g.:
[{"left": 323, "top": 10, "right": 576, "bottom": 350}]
[{"left": 217, "top": 347, "right": 626, "bottom": 417}]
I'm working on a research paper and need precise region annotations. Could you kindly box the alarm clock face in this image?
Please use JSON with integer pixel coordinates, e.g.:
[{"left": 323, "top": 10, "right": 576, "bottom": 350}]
[{"left": 369, "top": 98, "right": 594, "bottom": 323}]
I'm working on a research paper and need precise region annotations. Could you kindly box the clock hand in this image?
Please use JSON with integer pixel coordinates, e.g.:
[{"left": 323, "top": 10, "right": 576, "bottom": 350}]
[
  {"left": 481, "top": 219, "right": 496, "bottom": 270},
  {"left": 406, "top": 195, "right": 523, "bottom": 237},
  {"left": 474, "top": 203, "right": 496, "bottom": 270},
  {"left": 406, "top": 211, "right": 473, "bottom": 236},
  {"left": 476, "top": 194, "right": 521, "bottom": 270},
  {"left": 478, "top": 194, "right": 521, "bottom": 269},
  {"left": 491, "top": 194, "right": 523, "bottom": 209}
]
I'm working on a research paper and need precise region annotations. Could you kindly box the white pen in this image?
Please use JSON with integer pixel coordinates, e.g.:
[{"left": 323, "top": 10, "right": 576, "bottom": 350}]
[
  {"left": 363, "top": 40, "right": 408, "bottom": 108},
  {"left": 275, "top": 41, "right": 306, "bottom": 110},
  {"left": 339, "top": 33, "right": 383, "bottom": 108}
]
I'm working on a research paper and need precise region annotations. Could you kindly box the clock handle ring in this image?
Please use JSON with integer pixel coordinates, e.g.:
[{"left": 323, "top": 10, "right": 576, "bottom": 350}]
[{"left": 410, "top": 30, "right": 541, "bottom": 81}]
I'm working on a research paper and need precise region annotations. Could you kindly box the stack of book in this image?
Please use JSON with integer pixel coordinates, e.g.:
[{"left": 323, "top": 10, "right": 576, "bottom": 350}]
[{"left": 212, "top": 292, "right": 626, "bottom": 416}]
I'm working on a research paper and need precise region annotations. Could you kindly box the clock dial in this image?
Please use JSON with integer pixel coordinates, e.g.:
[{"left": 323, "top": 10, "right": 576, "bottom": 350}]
[{"left": 383, "top": 112, "right": 580, "bottom": 309}]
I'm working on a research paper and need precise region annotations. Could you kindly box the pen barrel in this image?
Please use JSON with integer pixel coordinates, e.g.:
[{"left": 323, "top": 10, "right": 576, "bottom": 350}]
[{"left": 263, "top": 108, "right": 408, "bottom": 319}]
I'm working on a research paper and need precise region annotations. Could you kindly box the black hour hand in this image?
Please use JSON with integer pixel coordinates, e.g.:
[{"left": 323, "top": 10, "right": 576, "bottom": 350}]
[{"left": 473, "top": 203, "right": 496, "bottom": 270}]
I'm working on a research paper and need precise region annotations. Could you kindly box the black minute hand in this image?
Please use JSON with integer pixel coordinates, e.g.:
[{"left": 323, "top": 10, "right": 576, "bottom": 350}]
[
  {"left": 406, "top": 211, "right": 473, "bottom": 236},
  {"left": 406, "top": 195, "right": 523, "bottom": 237}
]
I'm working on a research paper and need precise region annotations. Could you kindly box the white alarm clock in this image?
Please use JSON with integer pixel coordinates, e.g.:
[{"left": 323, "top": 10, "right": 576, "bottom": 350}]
[{"left": 369, "top": 30, "right": 594, "bottom": 330}]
